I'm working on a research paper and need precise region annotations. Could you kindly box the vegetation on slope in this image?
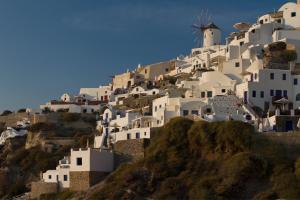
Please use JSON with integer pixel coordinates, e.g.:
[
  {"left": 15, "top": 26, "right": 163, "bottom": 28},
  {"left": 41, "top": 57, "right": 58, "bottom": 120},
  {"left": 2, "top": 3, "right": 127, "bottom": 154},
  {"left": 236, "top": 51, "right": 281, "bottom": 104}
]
[
  {"left": 87, "top": 118, "right": 300, "bottom": 200},
  {"left": 0, "top": 113, "right": 97, "bottom": 199}
]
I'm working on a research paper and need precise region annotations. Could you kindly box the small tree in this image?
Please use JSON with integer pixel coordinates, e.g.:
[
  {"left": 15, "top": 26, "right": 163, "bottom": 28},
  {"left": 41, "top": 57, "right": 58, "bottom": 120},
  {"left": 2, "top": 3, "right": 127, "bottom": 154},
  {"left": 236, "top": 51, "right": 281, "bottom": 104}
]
[
  {"left": 42, "top": 107, "right": 51, "bottom": 114},
  {"left": 17, "top": 108, "right": 26, "bottom": 113},
  {"left": 0, "top": 110, "right": 12, "bottom": 116}
]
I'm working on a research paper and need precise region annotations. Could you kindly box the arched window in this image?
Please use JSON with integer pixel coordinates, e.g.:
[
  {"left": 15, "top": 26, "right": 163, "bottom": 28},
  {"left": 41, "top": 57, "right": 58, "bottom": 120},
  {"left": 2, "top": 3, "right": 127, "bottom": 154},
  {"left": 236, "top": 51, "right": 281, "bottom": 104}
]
[{"left": 296, "top": 93, "right": 300, "bottom": 101}]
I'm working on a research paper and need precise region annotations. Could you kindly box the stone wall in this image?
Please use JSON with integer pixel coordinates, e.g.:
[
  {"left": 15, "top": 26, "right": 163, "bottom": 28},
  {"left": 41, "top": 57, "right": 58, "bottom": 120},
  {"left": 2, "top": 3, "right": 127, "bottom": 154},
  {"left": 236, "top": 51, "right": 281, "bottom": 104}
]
[
  {"left": 69, "top": 171, "right": 108, "bottom": 191},
  {"left": 113, "top": 139, "right": 150, "bottom": 168},
  {"left": 31, "top": 181, "right": 58, "bottom": 199}
]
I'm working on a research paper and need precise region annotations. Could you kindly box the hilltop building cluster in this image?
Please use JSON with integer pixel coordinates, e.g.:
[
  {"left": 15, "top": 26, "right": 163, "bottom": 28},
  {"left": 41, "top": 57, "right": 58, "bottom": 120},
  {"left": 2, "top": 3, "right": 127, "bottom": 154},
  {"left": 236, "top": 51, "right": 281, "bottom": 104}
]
[{"left": 33, "top": 1, "right": 300, "bottom": 196}]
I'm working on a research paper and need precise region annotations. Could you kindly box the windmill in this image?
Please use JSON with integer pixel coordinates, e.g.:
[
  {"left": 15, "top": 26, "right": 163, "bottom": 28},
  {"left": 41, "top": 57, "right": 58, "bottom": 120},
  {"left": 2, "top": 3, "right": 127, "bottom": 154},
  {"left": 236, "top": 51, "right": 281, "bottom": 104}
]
[{"left": 191, "top": 9, "right": 212, "bottom": 47}]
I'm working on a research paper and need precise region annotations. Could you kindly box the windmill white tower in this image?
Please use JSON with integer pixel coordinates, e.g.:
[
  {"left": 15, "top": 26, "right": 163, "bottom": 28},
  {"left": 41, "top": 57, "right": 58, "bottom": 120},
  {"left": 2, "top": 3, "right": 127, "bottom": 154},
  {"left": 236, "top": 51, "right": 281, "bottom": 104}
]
[
  {"left": 192, "top": 12, "right": 221, "bottom": 48},
  {"left": 201, "top": 23, "right": 221, "bottom": 47}
]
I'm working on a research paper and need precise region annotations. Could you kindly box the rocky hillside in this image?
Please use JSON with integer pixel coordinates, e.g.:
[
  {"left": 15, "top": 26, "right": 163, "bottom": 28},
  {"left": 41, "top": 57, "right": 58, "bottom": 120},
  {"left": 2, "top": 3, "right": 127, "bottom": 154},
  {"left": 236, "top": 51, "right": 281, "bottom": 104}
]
[
  {"left": 60, "top": 118, "right": 300, "bottom": 200},
  {"left": 0, "top": 112, "right": 97, "bottom": 199}
]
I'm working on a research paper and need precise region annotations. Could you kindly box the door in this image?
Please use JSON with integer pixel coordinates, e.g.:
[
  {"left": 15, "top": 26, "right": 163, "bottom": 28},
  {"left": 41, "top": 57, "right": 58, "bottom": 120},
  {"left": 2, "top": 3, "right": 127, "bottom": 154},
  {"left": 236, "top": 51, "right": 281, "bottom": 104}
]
[
  {"left": 285, "top": 120, "right": 293, "bottom": 132},
  {"left": 244, "top": 91, "right": 248, "bottom": 104}
]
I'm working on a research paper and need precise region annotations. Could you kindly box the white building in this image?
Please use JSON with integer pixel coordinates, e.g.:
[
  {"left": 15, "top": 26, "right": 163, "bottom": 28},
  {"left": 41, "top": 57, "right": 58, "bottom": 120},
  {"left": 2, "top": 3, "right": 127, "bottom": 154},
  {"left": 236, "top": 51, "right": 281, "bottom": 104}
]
[
  {"left": 178, "top": 71, "right": 236, "bottom": 100},
  {"left": 42, "top": 157, "right": 70, "bottom": 189},
  {"left": 79, "top": 85, "right": 112, "bottom": 102}
]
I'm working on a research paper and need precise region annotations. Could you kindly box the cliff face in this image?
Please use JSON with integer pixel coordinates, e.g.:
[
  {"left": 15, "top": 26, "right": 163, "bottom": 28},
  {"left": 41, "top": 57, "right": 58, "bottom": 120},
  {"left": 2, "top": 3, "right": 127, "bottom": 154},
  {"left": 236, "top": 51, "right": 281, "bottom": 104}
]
[
  {"left": 0, "top": 113, "right": 97, "bottom": 199},
  {"left": 25, "top": 131, "right": 46, "bottom": 149}
]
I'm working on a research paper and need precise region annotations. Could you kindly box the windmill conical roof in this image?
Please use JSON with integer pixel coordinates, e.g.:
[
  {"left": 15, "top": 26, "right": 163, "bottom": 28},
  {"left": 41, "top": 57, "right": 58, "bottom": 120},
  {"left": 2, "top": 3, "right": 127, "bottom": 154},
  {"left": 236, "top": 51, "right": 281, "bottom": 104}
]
[{"left": 201, "top": 23, "right": 220, "bottom": 31}]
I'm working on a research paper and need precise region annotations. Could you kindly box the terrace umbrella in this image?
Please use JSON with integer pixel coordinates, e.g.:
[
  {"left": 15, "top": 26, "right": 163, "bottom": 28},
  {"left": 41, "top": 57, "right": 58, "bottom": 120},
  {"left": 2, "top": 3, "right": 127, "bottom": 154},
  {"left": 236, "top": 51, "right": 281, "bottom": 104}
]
[{"left": 275, "top": 98, "right": 289, "bottom": 111}]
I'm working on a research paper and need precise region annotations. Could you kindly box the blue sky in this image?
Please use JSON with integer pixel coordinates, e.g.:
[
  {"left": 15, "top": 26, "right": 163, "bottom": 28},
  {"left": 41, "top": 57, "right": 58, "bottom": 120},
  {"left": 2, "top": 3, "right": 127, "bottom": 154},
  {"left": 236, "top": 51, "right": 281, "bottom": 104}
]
[{"left": 0, "top": 0, "right": 290, "bottom": 111}]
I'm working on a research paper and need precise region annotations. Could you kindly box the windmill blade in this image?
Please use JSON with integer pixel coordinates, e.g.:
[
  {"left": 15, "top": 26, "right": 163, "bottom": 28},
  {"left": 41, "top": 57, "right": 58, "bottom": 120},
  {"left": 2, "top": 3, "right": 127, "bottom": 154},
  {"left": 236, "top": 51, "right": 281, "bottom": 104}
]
[
  {"left": 208, "top": 15, "right": 212, "bottom": 24},
  {"left": 205, "top": 9, "right": 209, "bottom": 24},
  {"left": 191, "top": 24, "right": 201, "bottom": 29}
]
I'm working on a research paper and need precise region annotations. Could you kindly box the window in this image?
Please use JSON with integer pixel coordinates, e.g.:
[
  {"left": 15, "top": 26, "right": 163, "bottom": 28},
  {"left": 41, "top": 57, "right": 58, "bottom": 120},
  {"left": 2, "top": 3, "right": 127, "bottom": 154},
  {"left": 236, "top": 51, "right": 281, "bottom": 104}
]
[
  {"left": 282, "top": 74, "right": 286, "bottom": 80},
  {"left": 145, "top": 69, "right": 147, "bottom": 74},
  {"left": 277, "top": 19, "right": 282, "bottom": 23},
  {"left": 294, "top": 78, "right": 298, "bottom": 85},
  {"left": 191, "top": 110, "right": 199, "bottom": 115},
  {"left": 63, "top": 175, "right": 68, "bottom": 181},
  {"left": 136, "top": 88, "right": 139, "bottom": 91},
  {"left": 296, "top": 93, "right": 300, "bottom": 101},
  {"left": 283, "top": 90, "right": 288, "bottom": 97},
  {"left": 165, "top": 68, "right": 169, "bottom": 72},
  {"left": 144, "top": 132, "right": 147, "bottom": 136},
  {"left": 127, "top": 133, "right": 131, "bottom": 140},
  {"left": 260, "top": 20, "right": 264, "bottom": 24},
  {"left": 183, "top": 110, "right": 189, "bottom": 116},
  {"left": 235, "top": 62, "right": 240, "bottom": 67},
  {"left": 252, "top": 90, "right": 256, "bottom": 98},
  {"left": 207, "top": 91, "right": 213, "bottom": 98},
  {"left": 201, "top": 92, "right": 205, "bottom": 98},
  {"left": 251, "top": 29, "right": 256, "bottom": 33},
  {"left": 76, "top": 158, "right": 82, "bottom": 166},
  {"left": 260, "top": 91, "right": 264, "bottom": 98},
  {"left": 275, "top": 90, "right": 282, "bottom": 97},
  {"left": 221, "top": 89, "right": 226, "bottom": 93},
  {"left": 254, "top": 73, "right": 258, "bottom": 80},
  {"left": 48, "top": 175, "right": 52, "bottom": 180},
  {"left": 270, "top": 90, "right": 274, "bottom": 96},
  {"left": 136, "top": 132, "right": 140, "bottom": 139},
  {"left": 240, "top": 41, "right": 244, "bottom": 46},
  {"left": 270, "top": 73, "right": 274, "bottom": 80},
  {"left": 291, "top": 12, "right": 297, "bottom": 17},
  {"left": 155, "top": 106, "right": 157, "bottom": 112}
]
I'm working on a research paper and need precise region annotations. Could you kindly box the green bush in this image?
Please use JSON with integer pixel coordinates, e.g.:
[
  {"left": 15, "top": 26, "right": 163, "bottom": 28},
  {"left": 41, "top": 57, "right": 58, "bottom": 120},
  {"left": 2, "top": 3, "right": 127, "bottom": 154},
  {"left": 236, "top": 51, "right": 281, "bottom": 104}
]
[
  {"left": 17, "top": 108, "right": 26, "bottom": 113},
  {"left": 268, "top": 42, "right": 287, "bottom": 51},
  {"left": 8, "top": 180, "right": 27, "bottom": 197},
  {"left": 56, "top": 108, "right": 69, "bottom": 113},
  {"left": 40, "top": 191, "right": 74, "bottom": 200},
  {"left": 283, "top": 49, "right": 298, "bottom": 62},
  {"left": 0, "top": 110, "right": 12, "bottom": 116},
  {"left": 87, "top": 119, "right": 300, "bottom": 199}
]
